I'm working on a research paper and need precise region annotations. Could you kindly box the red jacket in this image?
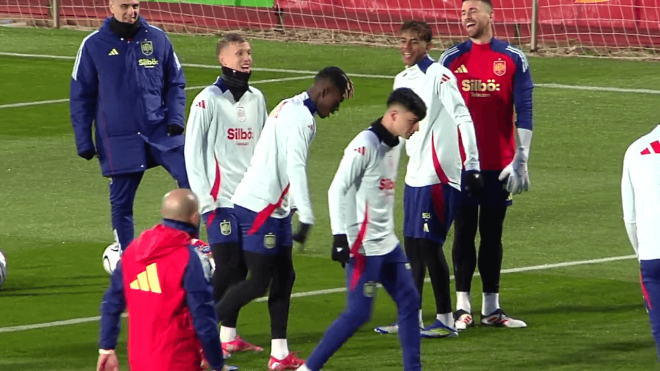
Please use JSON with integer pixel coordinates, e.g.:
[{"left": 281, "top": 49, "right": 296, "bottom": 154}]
[{"left": 99, "top": 219, "right": 223, "bottom": 371}]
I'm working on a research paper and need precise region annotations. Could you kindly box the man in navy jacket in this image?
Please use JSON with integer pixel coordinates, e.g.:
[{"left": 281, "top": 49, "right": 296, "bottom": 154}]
[{"left": 70, "top": 0, "right": 189, "bottom": 253}]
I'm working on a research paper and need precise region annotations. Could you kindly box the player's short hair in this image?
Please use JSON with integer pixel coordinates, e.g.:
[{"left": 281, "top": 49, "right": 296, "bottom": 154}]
[
  {"left": 463, "top": 0, "right": 494, "bottom": 10},
  {"left": 315, "top": 66, "right": 354, "bottom": 99},
  {"left": 400, "top": 21, "right": 433, "bottom": 43},
  {"left": 216, "top": 33, "right": 247, "bottom": 57},
  {"left": 387, "top": 88, "right": 427, "bottom": 122}
]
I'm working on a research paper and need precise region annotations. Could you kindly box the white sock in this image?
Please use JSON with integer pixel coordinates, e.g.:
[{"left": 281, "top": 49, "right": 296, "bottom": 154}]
[
  {"left": 271, "top": 338, "right": 289, "bottom": 360},
  {"left": 297, "top": 364, "right": 311, "bottom": 371},
  {"left": 436, "top": 313, "right": 455, "bottom": 328},
  {"left": 418, "top": 309, "right": 424, "bottom": 327},
  {"left": 220, "top": 326, "right": 237, "bottom": 343},
  {"left": 456, "top": 291, "right": 472, "bottom": 313},
  {"left": 482, "top": 292, "right": 500, "bottom": 315}
]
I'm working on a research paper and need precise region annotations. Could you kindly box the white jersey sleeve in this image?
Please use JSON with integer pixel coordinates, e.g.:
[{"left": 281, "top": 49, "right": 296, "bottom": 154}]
[
  {"left": 436, "top": 69, "right": 480, "bottom": 171},
  {"left": 184, "top": 89, "right": 216, "bottom": 215},
  {"left": 621, "top": 149, "right": 638, "bottom": 256},
  {"left": 285, "top": 108, "right": 315, "bottom": 225},
  {"left": 328, "top": 140, "right": 370, "bottom": 235}
]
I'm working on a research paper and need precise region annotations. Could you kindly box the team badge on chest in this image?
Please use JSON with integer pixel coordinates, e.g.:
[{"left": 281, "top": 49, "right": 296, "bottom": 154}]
[
  {"left": 219, "top": 220, "right": 232, "bottom": 236},
  {"left": 493, "top": 60, "right": 506, "bottom": 76},
  {"left": 141, "top": 40, "right": 153, "bottom": 56},
  {"left": 237, "top": 106, "right": 246, "bottom": 122}
]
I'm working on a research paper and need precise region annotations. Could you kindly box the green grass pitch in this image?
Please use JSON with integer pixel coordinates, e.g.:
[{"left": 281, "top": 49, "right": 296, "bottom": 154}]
[{"left": 0, "top": 26, "right": 659, "bottom": 370}]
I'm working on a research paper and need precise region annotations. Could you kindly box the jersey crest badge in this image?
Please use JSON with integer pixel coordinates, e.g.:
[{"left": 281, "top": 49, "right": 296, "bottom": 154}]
[
  {"left": 237, "top": 106, "right": 246, "bottom": 122},
  {"left": 264, "top": 233, "right": 276, "bottom": 249},
  {"left": 141, "top": 40, "right": 153, "bottom": 56},
  {"left": 220, "top": 220, "right": 232, "bottom": 236},
  {"left": 493, "top": 60, "right": 506, "bottom": 76}
]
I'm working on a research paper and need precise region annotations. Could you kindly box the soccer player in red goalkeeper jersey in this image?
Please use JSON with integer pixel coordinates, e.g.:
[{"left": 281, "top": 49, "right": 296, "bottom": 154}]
[{"left": 440, "top": 0, "right": 534, "bottom": 330}]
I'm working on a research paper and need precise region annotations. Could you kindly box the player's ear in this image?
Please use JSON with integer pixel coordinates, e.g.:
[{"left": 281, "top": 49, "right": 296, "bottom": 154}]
[{"left": 426, "top": 41, "right": 434, "bottom": 52}]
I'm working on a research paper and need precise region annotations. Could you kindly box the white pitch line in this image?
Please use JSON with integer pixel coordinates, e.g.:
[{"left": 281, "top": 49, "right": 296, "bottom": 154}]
[
  {"left": 2, "top": 51, "right": 660, "bottom": 95},
  {"left": 0, "top": 254, "right": 637, "bottom": 334},
  {"left": 0, "top": 75, "right": 314, "bottom": 109}
]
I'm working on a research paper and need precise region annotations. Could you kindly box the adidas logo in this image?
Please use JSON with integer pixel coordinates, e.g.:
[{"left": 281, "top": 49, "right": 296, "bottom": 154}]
[
  {"left": 195, "top": 100, "right": 206, "bottom": 109},
  {"left": 641, "top": 140, "right": 660, "bottom": 155},
  {"left": 129, "top": 263, "right": 161, "bottom": 293},
  {"left": 440, "top": 74, "right": 451, "bottom": 84},
  {"left": 108, "top": 48, "right": 119, "bottom": 56},
  {"left": 454, "top": 65, "right": 468, "bottom": 74},
  {"left": 354, "top": 147, "right": 365, "bottom": 156}
]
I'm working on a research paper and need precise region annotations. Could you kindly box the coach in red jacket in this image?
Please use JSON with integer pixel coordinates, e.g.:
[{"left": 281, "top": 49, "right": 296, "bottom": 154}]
[{"left": 96, "top": 189, "right": 228, "bottom": 371}]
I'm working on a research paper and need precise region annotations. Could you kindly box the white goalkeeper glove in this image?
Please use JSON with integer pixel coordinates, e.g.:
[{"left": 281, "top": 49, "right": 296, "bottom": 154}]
[{"left": 498, "top": 128, "right": 533, "bottom": 195}]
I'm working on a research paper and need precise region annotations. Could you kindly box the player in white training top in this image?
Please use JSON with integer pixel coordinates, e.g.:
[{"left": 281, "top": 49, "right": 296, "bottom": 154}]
[
  {"left": 296, "top": 88, "right": 427, "bottom": 371},
  {"left": 215, "top": 66, "right": 354, "bottom": 371},
  {"left": 622, "top": 124, "right": 660, "bottom": 362},
  {"left": 184, "top": 34, "right": 265, "bottom": 356},
  {"left": 375, "top": 21, "right": 482, "bottom": 338}
]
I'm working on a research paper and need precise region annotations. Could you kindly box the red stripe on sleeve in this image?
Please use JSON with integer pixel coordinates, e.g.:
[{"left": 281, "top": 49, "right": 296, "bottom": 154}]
[
  {"left": 210, "top": 156, "right": 221, "bottom": 202},
  {"left": 350, "top": 205, "right": 369, "bottom": 291},
  {"left": 431, "top": 133, "right": 451, "bottom": 185}
]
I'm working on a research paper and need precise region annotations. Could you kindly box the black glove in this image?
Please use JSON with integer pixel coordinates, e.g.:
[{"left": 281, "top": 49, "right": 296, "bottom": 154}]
[
  {"left": 331, "top": 234, "right": 350, "bottom": 268},
  {"left": 78, "top": 149, "right": 97, "bottom": 161},
  {"left": 464, "top": 170, "right": 484, "bottom": 198},
  {"left": 167, "top": 124, "right": 184, "bottom": 137},
  {"left": 292, "top": 222, "right": 312, "bottom": 244}
]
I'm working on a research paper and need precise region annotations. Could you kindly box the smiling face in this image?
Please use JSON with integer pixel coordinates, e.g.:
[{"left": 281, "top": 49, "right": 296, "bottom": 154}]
[
  {"left": 462, "top": 0, "right": 493, "bottom": 42},
  {"left": 400, "top": 31, "right": 431, "bottom": 68},
  {"left": 109, "top": 0, "right": 139, "bottom": 24},
  {"left": 219, "top": 41, "right": 252, "bottom": 73}
]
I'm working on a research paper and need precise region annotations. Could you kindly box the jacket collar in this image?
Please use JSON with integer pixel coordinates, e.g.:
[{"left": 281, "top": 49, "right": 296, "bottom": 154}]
[
  {"left": 368, "top": 117, "right": 399, "bottom": 148},
  {"left": 162, "top": 219, "right": 199, "bottom": 238}
]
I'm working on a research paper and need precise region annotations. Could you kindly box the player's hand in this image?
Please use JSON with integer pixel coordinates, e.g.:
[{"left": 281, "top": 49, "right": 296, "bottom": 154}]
[
  {"left": 498, "top": 150, "right": 530, "bottom": 195},
  {"left": 331, "top": 234, "right": 350, "bottom": 268},
  {"left": 78, "top": 148, "right": 97, "bottom": 161},
  {"left": 167, "top": 124, "right": 184, "bottom": 136},
  {"left": 96, "top": 351, "right": 120, "bottom": 371},
  {"left": 292, "top": 223, "right": 312, "bottom": 244},
  {"left": 464, "top": 170, "right": 484, "bottom": 198}
]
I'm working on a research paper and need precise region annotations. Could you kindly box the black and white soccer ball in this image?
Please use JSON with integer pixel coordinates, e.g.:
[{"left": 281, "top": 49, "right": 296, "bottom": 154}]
[
  {"left": 102, "top": 242, "right": 121, "bottom": 275},
  {"left": 0, "top": 249, "right": 6, "bottom": 289}
]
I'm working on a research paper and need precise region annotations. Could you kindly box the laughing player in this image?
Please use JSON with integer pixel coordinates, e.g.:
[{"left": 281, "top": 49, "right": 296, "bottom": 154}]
[
  {"left": 375, "top": 21, "right": 482, "bottom": 338},
  {"left": 214, "top": 67, "right": 354, "bottom": 370},
  {"left": 297, "top": 87, "right": 426, "bottom": 371},
  {"left": 185, "top": 34, "right": 265, "bottom": 356},
  {"left": 440, "top": 0, "right": 534, "bottom": 330}
]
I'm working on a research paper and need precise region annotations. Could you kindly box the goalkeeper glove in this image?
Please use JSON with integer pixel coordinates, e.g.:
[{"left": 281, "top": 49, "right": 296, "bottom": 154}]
[
  {"left": 498, "top": 148, "right": 530, "bottom": 195},
  {"left": 464, "top": 170, "right": 484, "bottom": 198},
  {"left": 331, "top": 234, "right": 350, "bottom": 268},
  {"left": 498, "top": 128, "right": 532, "bottom": 195}
]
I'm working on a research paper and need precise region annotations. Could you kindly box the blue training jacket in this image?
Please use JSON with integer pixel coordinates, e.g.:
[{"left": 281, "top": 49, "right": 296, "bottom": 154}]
[{"left": 70, "top": 16, "right": 186, "bottom": 176}]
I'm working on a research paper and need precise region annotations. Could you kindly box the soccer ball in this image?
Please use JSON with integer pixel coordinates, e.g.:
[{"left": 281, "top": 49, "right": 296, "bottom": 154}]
[
  {"left": 102, "top": 242, "right": 121, "bottom": 275},
  {"left": 0, "top": 250, "right": 6, "bottom": 289}
]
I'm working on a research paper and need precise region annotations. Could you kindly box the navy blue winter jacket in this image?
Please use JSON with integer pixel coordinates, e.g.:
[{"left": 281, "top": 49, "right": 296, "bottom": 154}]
[{"left": 70, "top": 16, "right": 186, "bottom": 176}]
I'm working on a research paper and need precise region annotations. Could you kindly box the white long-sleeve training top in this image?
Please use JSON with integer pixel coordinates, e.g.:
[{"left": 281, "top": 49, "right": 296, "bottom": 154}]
[
  {"left": 184, "top": 78, "right": 267, "bottom": 215},
  {"left": 394, "top": 55, "right": 480, "bottom": 189},
  {"left": 622, "top": 125, "right": 660, "bottom": 261},
  {"left": 328, "top": 121, "right": 402, "bottom": 256},
  {"left": 232, "top": 92, "right": 317, "bottom": 225}
]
